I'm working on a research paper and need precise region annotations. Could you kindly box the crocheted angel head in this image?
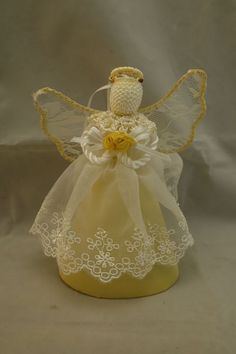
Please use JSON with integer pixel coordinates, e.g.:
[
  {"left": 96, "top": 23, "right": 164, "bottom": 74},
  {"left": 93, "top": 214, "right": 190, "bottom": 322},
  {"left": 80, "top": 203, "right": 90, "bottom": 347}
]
[
  {"left": 33, "top": 66, "right": 207, "bottom": 166},
  {"left": 109, "top": 67, "right": 144, "bottom": 115}
]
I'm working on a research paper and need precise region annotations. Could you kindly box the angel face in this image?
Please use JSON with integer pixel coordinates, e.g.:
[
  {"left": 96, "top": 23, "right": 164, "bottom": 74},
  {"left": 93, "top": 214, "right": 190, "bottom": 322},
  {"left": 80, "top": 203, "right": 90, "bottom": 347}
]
[{"left": 109, "top": 70, "right": 143, "bottom": 116}]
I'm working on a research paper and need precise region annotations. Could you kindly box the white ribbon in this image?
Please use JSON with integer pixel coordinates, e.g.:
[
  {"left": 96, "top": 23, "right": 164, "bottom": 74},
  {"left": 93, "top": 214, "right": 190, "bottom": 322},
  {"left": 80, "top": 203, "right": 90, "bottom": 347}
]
[
  {"left": 87, "top": 84, "right": 112, "bottom": 109},
  {"left": 116, "top": 163, "right": 148, "bottom": 236},
  {"left": 71, "top": 131, "right": 171, "bottom": 169}
]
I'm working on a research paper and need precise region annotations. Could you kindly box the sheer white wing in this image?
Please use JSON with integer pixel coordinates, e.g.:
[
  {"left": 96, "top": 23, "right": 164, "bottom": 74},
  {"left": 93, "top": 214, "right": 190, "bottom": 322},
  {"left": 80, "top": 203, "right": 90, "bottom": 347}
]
[
  {"left": 33, "top": 87, "right": 101, "bottom": 162},
  {"left": 139, "top": 69, "right": 207, "bottom": 153}
]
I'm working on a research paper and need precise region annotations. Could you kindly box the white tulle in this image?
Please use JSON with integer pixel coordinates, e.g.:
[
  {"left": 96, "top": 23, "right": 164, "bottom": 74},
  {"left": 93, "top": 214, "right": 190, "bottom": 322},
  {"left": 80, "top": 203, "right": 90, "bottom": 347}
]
[{"left": 30, "top": 153, "right": 193, "bottom": 282}]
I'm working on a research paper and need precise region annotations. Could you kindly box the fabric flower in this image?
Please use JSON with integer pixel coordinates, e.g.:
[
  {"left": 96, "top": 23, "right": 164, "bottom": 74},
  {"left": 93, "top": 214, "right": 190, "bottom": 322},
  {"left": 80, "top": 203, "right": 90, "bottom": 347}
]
[
  {"left": 103, "top": 131, "right": 136, "bottom": 152},
  {"left": 72, "top": 126, "right": 159, "bottom": 169}
]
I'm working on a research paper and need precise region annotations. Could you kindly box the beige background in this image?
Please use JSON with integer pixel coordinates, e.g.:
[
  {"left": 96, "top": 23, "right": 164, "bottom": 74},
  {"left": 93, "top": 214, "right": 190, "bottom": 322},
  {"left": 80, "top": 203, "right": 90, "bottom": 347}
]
[{"left": 0, "top": 0, "right": 235, "bottom": 353}]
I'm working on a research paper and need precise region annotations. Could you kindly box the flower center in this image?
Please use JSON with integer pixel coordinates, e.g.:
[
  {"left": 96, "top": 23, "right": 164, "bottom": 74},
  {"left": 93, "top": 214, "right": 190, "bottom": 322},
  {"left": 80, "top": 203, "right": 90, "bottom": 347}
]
[{"left": 103, "top": 131, "right": 136, "bottom": 152}]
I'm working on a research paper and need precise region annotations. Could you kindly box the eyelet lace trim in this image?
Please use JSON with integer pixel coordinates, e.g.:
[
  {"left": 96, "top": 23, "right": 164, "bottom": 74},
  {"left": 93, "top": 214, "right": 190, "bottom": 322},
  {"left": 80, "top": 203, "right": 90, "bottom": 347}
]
[{"left": 30, "top": 212, "right": 193, "bottom": 283}]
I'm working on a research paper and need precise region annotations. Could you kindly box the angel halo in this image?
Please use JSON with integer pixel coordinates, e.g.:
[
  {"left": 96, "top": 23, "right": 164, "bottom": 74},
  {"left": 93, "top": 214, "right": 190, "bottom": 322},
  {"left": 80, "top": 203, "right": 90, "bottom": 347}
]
[{"left": 30, "top": 66, "right": 207, "bottom": 298}]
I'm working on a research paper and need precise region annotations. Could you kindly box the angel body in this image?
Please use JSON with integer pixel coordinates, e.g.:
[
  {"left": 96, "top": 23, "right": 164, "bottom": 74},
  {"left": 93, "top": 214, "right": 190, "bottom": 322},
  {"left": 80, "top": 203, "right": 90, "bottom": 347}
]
[{"left": 30, "top": 67, "right": 207, "bottom": 288}]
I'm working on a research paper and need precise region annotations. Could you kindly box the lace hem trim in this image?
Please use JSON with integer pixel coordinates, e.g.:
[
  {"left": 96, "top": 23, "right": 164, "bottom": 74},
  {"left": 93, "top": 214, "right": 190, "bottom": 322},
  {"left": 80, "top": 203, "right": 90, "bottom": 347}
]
[{"left": 30, "top": 212, "right": 193, "bottom": 283}]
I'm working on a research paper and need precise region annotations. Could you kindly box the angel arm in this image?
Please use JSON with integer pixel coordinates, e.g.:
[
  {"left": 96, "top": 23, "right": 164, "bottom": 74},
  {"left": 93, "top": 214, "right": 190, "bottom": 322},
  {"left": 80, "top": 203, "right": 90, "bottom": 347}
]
[
  {"left": 33, "top": 87, "right": 101, "bottom": 162},
  {"left": 139, "top": 69, "right": 207, "bottom": 153}
]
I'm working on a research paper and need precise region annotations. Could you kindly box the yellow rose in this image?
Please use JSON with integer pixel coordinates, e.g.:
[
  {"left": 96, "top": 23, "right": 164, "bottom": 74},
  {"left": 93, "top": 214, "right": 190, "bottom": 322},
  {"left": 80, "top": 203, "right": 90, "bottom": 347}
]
[{"left": 103, "top": 131, "right": 136, "bottom": 152}]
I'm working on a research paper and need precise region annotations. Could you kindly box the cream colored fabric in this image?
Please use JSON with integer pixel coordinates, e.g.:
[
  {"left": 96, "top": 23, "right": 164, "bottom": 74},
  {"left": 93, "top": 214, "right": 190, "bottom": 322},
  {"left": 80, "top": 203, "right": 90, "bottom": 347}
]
[
  {"left": 0, "top": 0, "right": 235, "bottom": 353},
  {"left": 30, "top": 154, "right": 192, "bottom": 282}
]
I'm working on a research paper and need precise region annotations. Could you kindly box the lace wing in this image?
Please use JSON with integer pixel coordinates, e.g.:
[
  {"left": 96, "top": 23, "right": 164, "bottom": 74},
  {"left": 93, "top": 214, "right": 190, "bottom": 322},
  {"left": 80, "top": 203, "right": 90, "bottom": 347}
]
[
  {"left": 139, "top": 69, "right": 207, "bottom": 153},
  {"left": 33, "top": 87, "right": 101, "bottom": 162}
]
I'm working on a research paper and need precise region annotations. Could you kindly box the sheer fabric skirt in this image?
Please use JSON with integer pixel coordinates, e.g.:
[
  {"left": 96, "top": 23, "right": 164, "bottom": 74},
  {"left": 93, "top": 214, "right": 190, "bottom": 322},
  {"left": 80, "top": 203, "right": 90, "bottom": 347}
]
[{"left": 30, "top": 153, "right": 193, "bottom": 283}]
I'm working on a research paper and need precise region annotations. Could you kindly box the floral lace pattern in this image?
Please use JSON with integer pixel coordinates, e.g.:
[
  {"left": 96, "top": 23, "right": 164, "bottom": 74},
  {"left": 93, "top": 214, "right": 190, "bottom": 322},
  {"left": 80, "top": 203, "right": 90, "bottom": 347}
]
[{"left": 30, "top": 212, "right": 193, "bottom": 283}]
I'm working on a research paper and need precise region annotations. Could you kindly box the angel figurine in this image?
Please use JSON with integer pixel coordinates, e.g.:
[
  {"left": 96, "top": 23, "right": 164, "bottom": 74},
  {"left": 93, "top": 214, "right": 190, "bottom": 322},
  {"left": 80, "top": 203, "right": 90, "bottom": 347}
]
[{"left": 30, "top": 66, "right": 207, "bottom": 298}]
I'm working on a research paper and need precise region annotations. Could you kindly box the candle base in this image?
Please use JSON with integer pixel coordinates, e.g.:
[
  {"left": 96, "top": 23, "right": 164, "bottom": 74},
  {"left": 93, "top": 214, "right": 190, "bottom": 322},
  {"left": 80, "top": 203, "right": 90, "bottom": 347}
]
[{"left": 59, "top": 264, "right": 179, "bottom": 298}]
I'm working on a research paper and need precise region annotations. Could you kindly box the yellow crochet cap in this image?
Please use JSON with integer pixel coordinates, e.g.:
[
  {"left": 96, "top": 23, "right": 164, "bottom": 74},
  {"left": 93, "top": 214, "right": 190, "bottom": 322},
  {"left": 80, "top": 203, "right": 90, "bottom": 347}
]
[{"left": 109, "top": 66, "right": 144, "bottom": 83}]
